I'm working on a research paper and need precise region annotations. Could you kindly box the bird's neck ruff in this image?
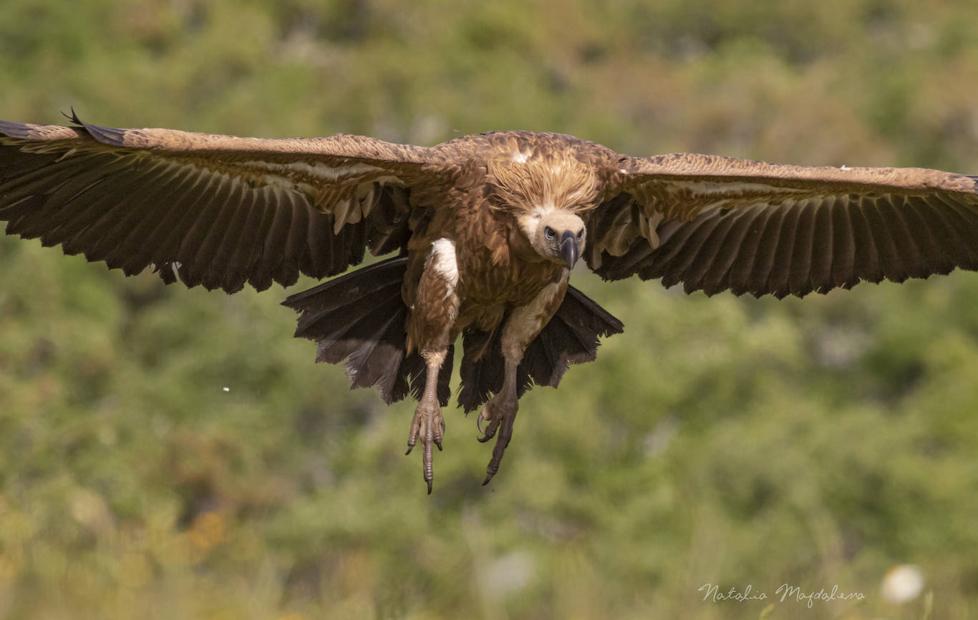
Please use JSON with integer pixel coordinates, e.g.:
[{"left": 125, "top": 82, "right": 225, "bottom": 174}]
[{"left": 486, "top": 156, "right": 601, "bottom": 214}]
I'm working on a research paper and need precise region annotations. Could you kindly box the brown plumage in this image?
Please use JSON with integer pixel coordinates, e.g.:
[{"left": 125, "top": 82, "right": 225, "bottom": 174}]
[{"left": 4, "top": 114, "right": 978, "bottom": 492}]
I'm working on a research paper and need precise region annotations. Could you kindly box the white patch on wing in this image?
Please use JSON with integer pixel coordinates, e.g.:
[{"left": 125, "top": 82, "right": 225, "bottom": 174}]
[
  {"left": 430, "top": 238, "right": 459, "bottom": 288},
  {"left": 242, "top": 167, "right": 406, "bottom": 234},
  {"left": 638, "top": 211, "right": 665, "bottom": 250},
  {"left": 332, "top": 198, "right": 353, "bottom": 234},
  {"left": 511, "top": 151, "right": 529, "bottom": 163},
  {"left": 355, "top": 181, "right": 376, "bottom": 219},
  {"left": 234, "top": 163, "right": 404, "bottom": 234},
  {"left": 330, "top": 179, "right": 393, "bottom": 233}
]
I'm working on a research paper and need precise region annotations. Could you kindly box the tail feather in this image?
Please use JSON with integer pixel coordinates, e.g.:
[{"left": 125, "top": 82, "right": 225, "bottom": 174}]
[
  {"left": 457, "top": 285, "right": 623, "bottom": 412},
  {"left": 310, "top": 290, "right": 403, "bottom": 363},
  {"left": 347, "top": 321, "right": 406, "bottom": 397},
  {"left": 284, "top": 258, "right": 622, "bottom": 410},
  {"left": 283, "top": 257, "right": 452, "bottom": 406},
  {"left": 457, "top": 328, "right": 504, "bottom": 410},
  {"left": 289, "top": 263, "right": 404, "bottom": 336},
  {"left": 297, "top": 286, "right": 400, "bottom": 342}
]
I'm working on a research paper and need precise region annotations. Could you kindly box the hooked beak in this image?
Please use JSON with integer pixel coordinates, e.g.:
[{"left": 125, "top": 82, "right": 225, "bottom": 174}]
[{"left": 559, "top": 231, "right": 579, "bottom": 269}]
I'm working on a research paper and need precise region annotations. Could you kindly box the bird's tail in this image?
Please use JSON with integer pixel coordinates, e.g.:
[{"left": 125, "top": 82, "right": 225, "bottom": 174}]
[
  {"left": 282, "top": 257, "right": 453, "bottom": 405},
  {"left": 283, "top": 257, "right": 623, "bottom": 409},
  {"left": 456, "top": 285, "right": 624, "bottom": 412}
]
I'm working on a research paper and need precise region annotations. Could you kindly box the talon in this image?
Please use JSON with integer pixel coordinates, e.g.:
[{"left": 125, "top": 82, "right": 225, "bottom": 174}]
[
  {"left": 477, "top": 401, "right": 501, "bottom": 442},
  {"left": 405, "top": 398, "right": 445, "bottom": 494},
  {"left": 477, "top": 420, "right": 499, "bottom": 443},
  {"left": 483, "top": 460, "right": 501, "bottom": 484},
  {"left": 405, "top": 416, "right": 421, "bottom": 455},
  {"left": 478, "top": 398, "right": 518, "bottom": 486},
  {"left": 434, "top": 420, "right": 445, "bottom": 451}
]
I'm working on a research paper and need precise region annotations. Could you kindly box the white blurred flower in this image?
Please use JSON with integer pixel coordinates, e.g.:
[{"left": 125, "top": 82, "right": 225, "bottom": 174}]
[
  {"left": 69, "top": 488, "right": 113, "bottom": 534},
  {"left": 485, "top": 551, "right": 536, "bottom": 599},
  {"left": 643, "top": 415, "right": 679, "bottom": 458},
  {"left": 881, "top": 564, "right": 924, "bottom": 604}
]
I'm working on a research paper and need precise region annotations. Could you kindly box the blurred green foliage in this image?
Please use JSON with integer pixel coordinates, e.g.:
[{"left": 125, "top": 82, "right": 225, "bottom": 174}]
[{"left": 2, "top": 1, "right": 978, "bottom": 618}]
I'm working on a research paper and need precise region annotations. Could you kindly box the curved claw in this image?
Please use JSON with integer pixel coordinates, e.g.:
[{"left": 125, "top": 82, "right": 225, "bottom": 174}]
[
  {"left": 477, "top": 400, "right": 502, "bottom": 442},
  {"left": 406, "top": 400, "right": 444, "bottom": 494},
  {"left": 477, "top": 417, "right": 500, "bottom": 443},
  {"left": 434, "top": 419, "right": 445, "bottom": 451},
  {"left": 480, "top": 398, "right": 519, "bottom": 484}
]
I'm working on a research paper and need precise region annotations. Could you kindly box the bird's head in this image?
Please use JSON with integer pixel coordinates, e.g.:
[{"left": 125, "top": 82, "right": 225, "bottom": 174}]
[
  {"left": 487, "top": 151, "right": 598, "bottom": 270},
  {"left": 518, "top": 208, "right": 586, "bottom": 269}
]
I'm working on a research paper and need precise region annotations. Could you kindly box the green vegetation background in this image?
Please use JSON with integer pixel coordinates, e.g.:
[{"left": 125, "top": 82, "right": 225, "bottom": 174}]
[{"left": 1, "top": 1, "right": 978, "bottom": 618}]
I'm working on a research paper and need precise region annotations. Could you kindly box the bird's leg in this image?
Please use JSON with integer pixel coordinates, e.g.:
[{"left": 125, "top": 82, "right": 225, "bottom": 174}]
[
  {"left": 478, "top": 274, "right": 569, "bottom": 486},
  {"left": 478, "top": 352, "right": 520, "bottom": 485},
  {"left": 404, "top": 237, "right": 460, "bottom": 494},
  {"left": 405, "top": 349, "right": 447, "bottom": 494}
]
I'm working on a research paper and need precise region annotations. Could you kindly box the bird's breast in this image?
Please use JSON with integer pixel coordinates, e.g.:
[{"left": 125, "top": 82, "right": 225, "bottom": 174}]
[{"left": 455, "top": 244, "right": 564, "bottom": 331}]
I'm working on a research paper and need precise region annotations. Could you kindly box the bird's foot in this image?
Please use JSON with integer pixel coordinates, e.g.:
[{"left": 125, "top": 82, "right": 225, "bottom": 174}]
[
  {"left": 405, "top": 397, "right": 445, "bottom": 494},
  {"left": 477, "top": 393, "right": 519, "bottom": 486}
]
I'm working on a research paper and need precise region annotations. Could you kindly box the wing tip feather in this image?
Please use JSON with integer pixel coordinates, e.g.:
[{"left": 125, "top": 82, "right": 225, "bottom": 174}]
[
  {"left": 59, "top": 108, "right": 128, "bottom": 147},
  {"left": 0, "top": 119, "right": 80, "bottom": 141},
  {"left": 0, "top": 120, "right": 35, "bottom": 140}
]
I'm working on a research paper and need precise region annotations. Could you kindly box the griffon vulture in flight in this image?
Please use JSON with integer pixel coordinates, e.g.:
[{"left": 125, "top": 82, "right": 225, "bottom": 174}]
[{"left": 3, "top": 114, "right": 978, "bottom": 492}]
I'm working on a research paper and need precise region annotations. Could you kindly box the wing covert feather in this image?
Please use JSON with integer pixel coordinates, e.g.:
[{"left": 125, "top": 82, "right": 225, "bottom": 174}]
[
  {"left": 0, "top": 117, "right": 452, "bottom": 293},
  {"left": 588, "top": 152, "right": 978, "bottom": 297}
]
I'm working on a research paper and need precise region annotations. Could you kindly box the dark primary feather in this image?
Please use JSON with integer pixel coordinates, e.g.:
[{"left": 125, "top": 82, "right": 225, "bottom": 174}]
[
  {"left": 590, "top": 153, "right": 978, "bottom": 298},
  {"left": 0, "top": 118, "right": 444, "bottom": 293}
]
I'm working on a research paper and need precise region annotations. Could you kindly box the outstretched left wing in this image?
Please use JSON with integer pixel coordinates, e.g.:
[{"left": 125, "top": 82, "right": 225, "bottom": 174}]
[
  {"left": 0, "top": 115, "right": 454, "bottom": 293},
  {"left": 587, "top": 152, "right": 978, "bottom": 298}
]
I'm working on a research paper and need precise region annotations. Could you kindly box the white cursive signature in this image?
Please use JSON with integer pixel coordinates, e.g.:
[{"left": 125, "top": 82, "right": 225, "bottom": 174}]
[{"left": 698, "top": 583, "right": 865, "bottom": 608}]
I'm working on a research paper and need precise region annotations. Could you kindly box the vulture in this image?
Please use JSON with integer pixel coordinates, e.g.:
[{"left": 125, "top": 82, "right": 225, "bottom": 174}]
[{"left": 4, "top": 113, "right": 978, "bottom": 493}]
